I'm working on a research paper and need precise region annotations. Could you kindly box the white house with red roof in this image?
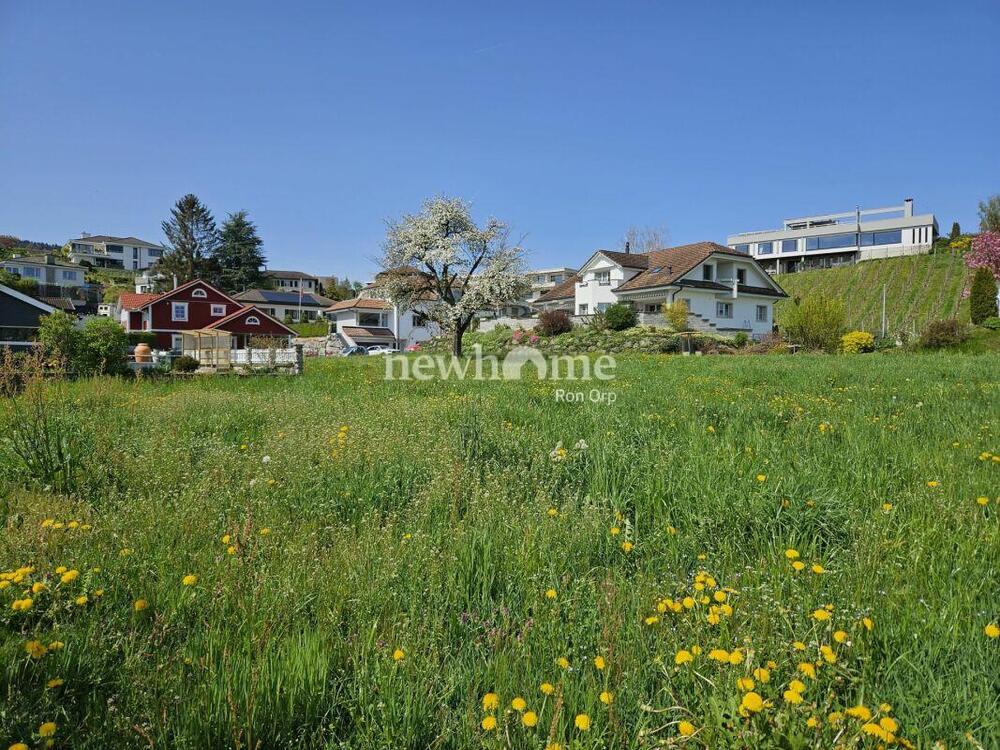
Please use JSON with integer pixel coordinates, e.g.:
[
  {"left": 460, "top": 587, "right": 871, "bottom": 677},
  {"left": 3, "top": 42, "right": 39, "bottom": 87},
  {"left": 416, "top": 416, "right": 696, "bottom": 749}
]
[
  {"left": 325, "top": 296, "right": 439, "bottom": 350},
  {"left": 118, "top": 278, "right": 297, "bottom": 349}
]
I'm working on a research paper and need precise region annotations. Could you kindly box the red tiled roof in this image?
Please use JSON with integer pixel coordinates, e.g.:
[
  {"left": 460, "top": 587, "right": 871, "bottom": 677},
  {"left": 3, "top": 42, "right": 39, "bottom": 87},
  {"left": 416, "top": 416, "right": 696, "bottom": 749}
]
[
  {"left": 342, "top": 326, "right": 396, "bottom": 340},
  {"left": 204, "top": 305, "right": 298, "bottom": 335},
  {"left": 326, "top": 297, "right": 392, "bottom": 312},
  {"left": 615, "top": 242, "right": 757, "bottom": 292},
  {"left": 119, "top": 292, "right": 160, "bottom": 310}
]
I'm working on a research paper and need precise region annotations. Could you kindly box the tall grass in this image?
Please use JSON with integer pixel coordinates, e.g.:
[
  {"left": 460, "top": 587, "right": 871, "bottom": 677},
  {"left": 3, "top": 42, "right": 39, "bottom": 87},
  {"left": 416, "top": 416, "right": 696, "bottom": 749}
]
[{"left": 1, "top": 353, "right": 998, "bottom": 748}]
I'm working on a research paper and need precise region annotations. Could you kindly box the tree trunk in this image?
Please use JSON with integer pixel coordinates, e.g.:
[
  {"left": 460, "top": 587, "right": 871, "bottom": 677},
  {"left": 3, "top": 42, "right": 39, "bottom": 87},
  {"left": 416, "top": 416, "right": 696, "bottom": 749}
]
[{"left": 452, "top": 319, "right": 470, "bottom": 358}]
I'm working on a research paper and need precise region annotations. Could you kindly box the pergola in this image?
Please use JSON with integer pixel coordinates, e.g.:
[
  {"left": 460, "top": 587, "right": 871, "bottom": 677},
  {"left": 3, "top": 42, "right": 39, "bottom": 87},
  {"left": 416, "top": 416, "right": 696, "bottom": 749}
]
[{"left": 180, "top": 329, "right": 233, "bottom": 371}]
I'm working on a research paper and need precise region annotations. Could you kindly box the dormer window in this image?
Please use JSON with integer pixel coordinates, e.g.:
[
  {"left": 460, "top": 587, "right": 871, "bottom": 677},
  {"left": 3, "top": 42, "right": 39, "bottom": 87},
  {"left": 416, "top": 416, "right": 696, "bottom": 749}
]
[
  {"left": 594, "top": 270, "right": 611, "bottom": 285},
  {"left": 736, "top": 268, "right": 747, "bottom": 284},
  {"left": 191, "top": 288, "right": 208, "bottom": 298},
  {"left": 702, "top": 264, "right": 714, "bottom": 281}
]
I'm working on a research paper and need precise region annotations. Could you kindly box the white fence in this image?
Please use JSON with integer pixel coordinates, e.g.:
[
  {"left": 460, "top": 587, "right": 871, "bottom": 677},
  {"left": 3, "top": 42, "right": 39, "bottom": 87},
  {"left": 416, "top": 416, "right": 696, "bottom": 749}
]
[{"left": 232, "top": 348, "right": 298, "bottom": 366}]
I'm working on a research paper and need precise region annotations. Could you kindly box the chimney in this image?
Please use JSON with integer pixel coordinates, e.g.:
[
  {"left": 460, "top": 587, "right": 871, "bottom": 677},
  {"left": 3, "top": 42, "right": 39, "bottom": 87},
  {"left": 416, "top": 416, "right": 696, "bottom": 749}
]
[
  {"left": 903, "top": 198, "right": 913, "bottom": 217},
  {"left": 44, "top": 254, "right": 55, "bottom": 264},
  {"left": 172, "top": 274, "right": 178, "bottom": 289},
  {"left": 624, "top": 240, "right": 631, "bottom": 254}
]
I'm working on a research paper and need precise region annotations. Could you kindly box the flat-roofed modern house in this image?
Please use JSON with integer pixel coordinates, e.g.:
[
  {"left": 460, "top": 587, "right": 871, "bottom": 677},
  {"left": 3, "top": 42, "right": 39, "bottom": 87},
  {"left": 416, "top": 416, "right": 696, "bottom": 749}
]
[
  {"left": 727, "top": 198, "right": 937, "bottom": 274},
  {"left": 263, "top": 269, "right": 320, "bottom": 293},
  {"left": 232, "top": 289, "right": 335, "bottom": 322},
  {"left": 68, "top": 234, "right": 166, "bottom": 270}
]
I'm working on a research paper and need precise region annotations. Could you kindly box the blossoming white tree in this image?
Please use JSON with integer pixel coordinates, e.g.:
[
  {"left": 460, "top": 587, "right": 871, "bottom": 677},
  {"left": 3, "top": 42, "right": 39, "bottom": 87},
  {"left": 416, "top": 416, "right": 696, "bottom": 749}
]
[{"left": 378, "top": 197, "right": 528, "bottom": 356}]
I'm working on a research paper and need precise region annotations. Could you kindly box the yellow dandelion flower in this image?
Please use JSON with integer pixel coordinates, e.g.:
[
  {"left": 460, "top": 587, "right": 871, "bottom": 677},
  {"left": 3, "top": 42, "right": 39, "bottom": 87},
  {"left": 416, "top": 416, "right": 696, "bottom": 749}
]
[
  {"left": 574, "top": 713, "right": 591, "bottom": 731},
  {"left": 736, "top": 677, "right": 755, "bottom": 692},
  {"left": 557, "top": 657, "right": 570, "bottom": 669},
  {"left": 547, "top": 507, "right": 558, "bottom": 517},
  {"left": 783, "top": 689, "right": 803, "bottom": 704},
  {"left": 678, "top": 720, "right": 696, "bottom": 736},
  {"left": 392, "top": 648, "right": 405, "bottom": 661},
  {"left": 792, "top": 560, "right": 805, "bottom": 572},
  {"left": 182, "top": 574, "right": 198, "bottom": 586},
  {"left": 833, "top": 630, "right": 849, "bottom": 643},
  {"left": 976, "top": 496, "right": 989, "bottom": 506},
  {"left": 25, "top": 640, "right": 47, "bottom": 658},
  {"left": 862, "top": 617, "right": 874, "bottom": 631},
  {"left": 600, "top": 690, "right": 614, "bottom": 705},
  {"left": 480, "top": 715, "right": 497, "bottom": 731},
  {"left": 540, "top": 682, "right": 554, "bottom": 695},
  {"left": 621, "top": 541, "right": 633, "bottom": 552},
  {"left": 708, "top": 648, "right": 730, "bottom": 662},
  {"left": 482, "top": 693, "right": 499, "bottom": 711},
  {"left": 753, "top": 667, "right": 770, "bottom": 683},
  {"left": 792, "top": 641, "right": 807, "bottom": 651},
  {"left": 31, "top": 582, "right": 47, "bottom": 594},
  {"left": 756, "top": 474, "right": 767, "bottom": 482},
  {"left": 682, "top": 596, "right": 695, "bottom": 609},
  {"left": 54, "top": 566, "right": 67, "bottom": 574},
  {"left": 880, "top": 716, "right": 899, "bottom": 733},
  {"left": 739, "top": 691, "right": 764, "bottom": 714},
  {"left": 48, "top": 641, "right": 64, "bottom": 651},
  {"left": 811, "top": 609, "right": 831, "bottom": 621},
  {"left": 785, "top": 548, "right": 800, "bottom": 560},
  {"left": 927, "top": 481, "right": 940, "bottom": 487},
  {"left": 798, "top": 662, "right": 817, "bottom": 679},
  {"left": 38, "top": 723, "right": 57, "bottom": 738},
  {"left": 675, "top": 649, "right": 693, "bottom": 665},
  {"left": 810, "top": 564, "right": 826, "bottom": 574},
  {"left": 882, "top": 502, "right": 893, "bottom": 511},
  {"left": 594, "top": 655, "right": 606, "bottom": 670},
  {"left": 609, "top": 526, "right": 620, "bottom": 535},
  {"left": 806, "top": 716, "right": 820, "bottom": 728},
  {"left": 545, "top": 588, "right": 557, "bottom": 600},
  {"left": 259, "top": 527, "right": 271, "bottom": 536},
  {"left": 221, "top": 534, "right": 231, "bottom": 544},
  {"left": 522, "top": 710, "right": 538, "bottom": 727},
  {"left": 60, "top": 569, "right": 79, "bottom": 584},
  {"left": 985, "top": 623, "right": 1000, "bottom": 639},
  {"left": 828, "top": 711, "right": 844, "bottom": 725},
  {"left": 820, "top": 645, "right": 837, "bottom": 664},
  {"left": 728, "top": 650, "right": 744, "bottom": 665},
  {"left": 713, "top": 590, "right": 727, "bottom": 603},
  {"left": 511, "top": 696, "right": 526, "bottom": 712},
  {"left": 9, "top": 742, "right": 28, "bottom": 750},
  {"left": 134, "top": 599, "right": 148, "bottom": 612},
  {"left": 75, "top": 595, "right": 88, "bottom": 606},
  {"left": 846, "top": 705, "right": 872, "bottom": 721}
]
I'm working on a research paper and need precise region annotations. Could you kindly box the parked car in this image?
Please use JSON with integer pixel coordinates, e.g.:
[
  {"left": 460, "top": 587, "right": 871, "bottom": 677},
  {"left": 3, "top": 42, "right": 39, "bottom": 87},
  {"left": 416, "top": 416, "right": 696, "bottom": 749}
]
[
  {"left": 341, "top": 346, "right": 367, "bottom": 356},
  {"left": 365, "top": 345, "right": 399, "bottom": 355}
]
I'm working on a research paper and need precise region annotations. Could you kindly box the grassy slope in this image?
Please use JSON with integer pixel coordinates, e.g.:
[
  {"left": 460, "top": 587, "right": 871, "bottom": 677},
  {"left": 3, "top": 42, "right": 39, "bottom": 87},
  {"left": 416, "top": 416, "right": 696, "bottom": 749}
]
[
  {"left": 775, "top": 252, "right": 974, "bottom": 335},
  {"left": 1, "top": 354, "right": 998, "bottom": 748}
]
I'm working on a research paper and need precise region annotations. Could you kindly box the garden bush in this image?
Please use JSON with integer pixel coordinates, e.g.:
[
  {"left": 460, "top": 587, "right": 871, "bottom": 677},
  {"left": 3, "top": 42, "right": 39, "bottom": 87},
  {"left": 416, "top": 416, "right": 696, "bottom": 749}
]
[
  {"left": 79, "top": 317, "right": 128, "bottom": 375},
  {"left": 917, "top": 319, "right": 970, "bottom": 349},
  {"left": 840, "top": 330, "right": 875, "bottom": 354},
  {"left": 662, "top": 300, "right": 690, "bottom": 331},
  {"left": 980, "top": 316, "right": 1000, "bottom": 330},
  {"left": 731, "top": 331, "right": 749, "bottom": 348},
  {"left": 781, "top": 294, "right": 846, "bottom": 352},
  {"left": 126, "top": 331, "right": 158, "bottom": 346},
  {"left": 172, "top": 355, "right": 199, "bottom": 373},
  {"left": 969, "top": 267, "right": 998, "bottom": 325},
  {"left": 603, "top": 303, "right": 637, "bottom": 331},
  {"left": 536, "top": 310, "right": 572, "bottom": 336}
]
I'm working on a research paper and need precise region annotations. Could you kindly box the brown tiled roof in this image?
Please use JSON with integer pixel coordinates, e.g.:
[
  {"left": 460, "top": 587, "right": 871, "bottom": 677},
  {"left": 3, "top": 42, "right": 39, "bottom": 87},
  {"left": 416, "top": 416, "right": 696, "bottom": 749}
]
[
  {"left": 597, "top": 251, "right": 649, "bottom": 269},
  {"left": 615, "top": 242, "right": 754, "bottom": 292},
  {"left": 535, "top": 274, "right": 581, "bottom": 303},
  {"left": 326, "top": 297, "right": 392, "bottom": 312},
  {"left": 42, "top": 297, "right": 77, "bottom": 311},
  {"left": 263, "top": 269, "right": 318, "bottom": 280},
  {"left": 119, "top": 292, "right": 161, "bottom": 310},
  {"left": 342, "top": 326, "right": 396, "bottom": 340}
]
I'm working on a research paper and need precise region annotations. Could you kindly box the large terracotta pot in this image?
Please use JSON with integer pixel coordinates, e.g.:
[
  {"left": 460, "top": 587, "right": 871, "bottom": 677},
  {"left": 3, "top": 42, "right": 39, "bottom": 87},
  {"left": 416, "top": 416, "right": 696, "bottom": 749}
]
[{"left": 134, "top": 342, "right": 152, "bottom": 363}]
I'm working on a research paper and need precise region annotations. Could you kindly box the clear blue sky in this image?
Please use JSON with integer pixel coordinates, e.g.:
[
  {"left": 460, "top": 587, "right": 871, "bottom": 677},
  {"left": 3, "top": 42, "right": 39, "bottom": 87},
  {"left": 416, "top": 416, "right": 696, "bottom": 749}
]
[{"left": 2, "top": 1, "right": 998, "bottom": 281}]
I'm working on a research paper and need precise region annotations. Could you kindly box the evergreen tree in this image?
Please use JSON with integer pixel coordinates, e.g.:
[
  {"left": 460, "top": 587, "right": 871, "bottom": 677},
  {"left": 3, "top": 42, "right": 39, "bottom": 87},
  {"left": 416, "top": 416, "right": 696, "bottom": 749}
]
[
  {"left": 969, "top": 266, "right": 998, "bottom": 324},
  {"left": 950, "top": 221, "right": 961, "bottom": 240},
  {"left": 156, "top": 194, "right": 219, "bottom": 288},
  {"left": 214, "top": 210, "right": 266, "bottom": 292}
]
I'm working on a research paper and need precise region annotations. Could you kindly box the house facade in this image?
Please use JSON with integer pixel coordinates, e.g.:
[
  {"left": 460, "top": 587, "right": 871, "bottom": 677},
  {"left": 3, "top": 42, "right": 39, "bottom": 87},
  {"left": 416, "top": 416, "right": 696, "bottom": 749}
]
[
  {"left": 0, "top": 254, "right": 93, "bottom": 300},
  {"left": 325, "top": 297, "right": 439, "bottom": 350},
  {"left": 0, "top": 284, "right": 57, "bottom": 350},
  {"left": 263, "top": 270, "right": 320, "bottom": 294},
  {"left": 535, "top": 242, "right": 786, "bottom": 338},
  {"left": 68, "top": 235, "right": 165, "bottom": 270},
  {"left": 232, "top": 289, "right": 335, "bottom": 322},
  {"left": 727, "top": 198, "right": 937, "bottom": 274},
  {"left": 118, "top": 279, "right": 296, "bottom": 349}
]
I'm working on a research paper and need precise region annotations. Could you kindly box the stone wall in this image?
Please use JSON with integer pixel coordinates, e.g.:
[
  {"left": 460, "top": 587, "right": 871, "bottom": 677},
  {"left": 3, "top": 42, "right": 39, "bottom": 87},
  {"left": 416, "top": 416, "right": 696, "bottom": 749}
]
[{"left": 297, "top": 335, "right": 344, "bottom": 357}]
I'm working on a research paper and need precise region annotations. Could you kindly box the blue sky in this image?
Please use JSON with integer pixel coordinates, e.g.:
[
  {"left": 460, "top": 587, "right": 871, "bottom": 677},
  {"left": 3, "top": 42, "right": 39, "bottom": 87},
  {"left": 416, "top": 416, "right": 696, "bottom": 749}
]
[{"left": 2, "top": 0, "right": 998, "bottom": 281}]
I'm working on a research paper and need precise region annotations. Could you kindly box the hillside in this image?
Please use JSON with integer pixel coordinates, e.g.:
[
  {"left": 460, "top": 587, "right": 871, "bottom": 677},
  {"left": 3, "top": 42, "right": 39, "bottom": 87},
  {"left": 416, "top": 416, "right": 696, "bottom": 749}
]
[{"left": 775, "top": 252, "right": 974, "bottom": 336}]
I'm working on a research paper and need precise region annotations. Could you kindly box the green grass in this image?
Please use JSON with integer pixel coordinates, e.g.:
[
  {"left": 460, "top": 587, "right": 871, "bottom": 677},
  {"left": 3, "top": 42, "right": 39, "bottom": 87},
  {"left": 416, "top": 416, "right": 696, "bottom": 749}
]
[
  {"left": 775, "top": 252, "right": 974, "bottom": 335},
  {"left": 1, "top": 353, "right": 998, "bottom": 748},
  {"left": 289, "top": 320, "right": 330, "bottom": 337}
]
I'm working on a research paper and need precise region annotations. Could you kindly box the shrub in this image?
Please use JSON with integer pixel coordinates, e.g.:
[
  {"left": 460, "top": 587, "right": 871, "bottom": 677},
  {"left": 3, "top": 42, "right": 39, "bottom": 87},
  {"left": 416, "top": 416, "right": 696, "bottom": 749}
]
[
  {"left": 172, "top": 355, "right": 199, "bottom": 373},
  {"left": 79, "top": 317, "right": 128, "bottom": 375},
  {"left": 536, "top": 310, "right": 572, "bottom": 336},
  {"left": 127, "top": 331, "right": 158, "bottom": 346},
  {"left": 603, "top": 303, "right": 637, "bottom": 331},
  {"left": 662, "top": 300, "right": 690, "bottom": 332},
  {"left": 980, "top": 316, "right": 1000, "bottom": 330},
  {"left": 969, "top": 267, "right": 998, "bottom": 325},
  {"left": 781, "top": 294, "right": 846, "bottom": 352},
  {"left": 840, "top": 330, "right": 875, "bottom": 354},
  {"left": 588, "top": 310, "right": 607, "bottom": 331},
  {"left": 731, "top": 331, "right": 750, "bottom": 348},
  {"left": 37, "top": 311, "right": 81, "bottom": 367},
  {"left": 917, "top": 319, "right": 970, "bottom": 349}
]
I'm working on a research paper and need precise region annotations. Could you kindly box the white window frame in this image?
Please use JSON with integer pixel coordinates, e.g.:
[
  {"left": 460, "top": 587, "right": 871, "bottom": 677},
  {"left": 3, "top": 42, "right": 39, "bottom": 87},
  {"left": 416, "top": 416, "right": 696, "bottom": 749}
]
[
  {"left": 211, "top": 304, "right": 226, "bottom": 317},
  {"left": 172, "top": 302, "right": 188, "bottom": 321},
  {"left": 171, "top": 334, "right": 183, "bottom": 351},
  {"left": 756, "top": 304, "right": 769, "bottom": 322},
  {"left": 578, "top": 303, "right": 589, "bottom": 315},
  {"left": 716, "top": 301, "right": 733, "bottom": 319},
  {"left": 191, "top": 288, "right": 208, "bottom": 298},
  {"left": 246, "top": 316, "right": 261, "bottom": 325}
]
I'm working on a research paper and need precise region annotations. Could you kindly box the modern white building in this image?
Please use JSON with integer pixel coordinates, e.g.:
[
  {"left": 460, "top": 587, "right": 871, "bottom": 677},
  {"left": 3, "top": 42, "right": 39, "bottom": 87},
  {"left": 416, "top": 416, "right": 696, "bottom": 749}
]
[
  {"left": 263, "top": 270, "right": 320, "bottom": 293},
  {"left": 68, "top": 235, "right": 166, "bottom": 270},
  {"left": 535, "top": 242, "right": 786, "bottom": 339},
  {"left": 325, "top": 297, "right": 439, "bottom": 350},
  {"left": 726, "top": 198, "right": 937, "bottom": 274}
]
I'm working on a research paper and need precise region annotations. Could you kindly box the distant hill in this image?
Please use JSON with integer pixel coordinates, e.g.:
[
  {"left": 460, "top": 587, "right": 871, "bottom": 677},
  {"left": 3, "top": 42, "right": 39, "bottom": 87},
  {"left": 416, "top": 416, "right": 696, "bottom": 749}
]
[
  {"left": 0, "top": 234, "right": 62, "bottom": 256},
  {"left": 774, "top": 252, "right": 974, "bottom": 336}
]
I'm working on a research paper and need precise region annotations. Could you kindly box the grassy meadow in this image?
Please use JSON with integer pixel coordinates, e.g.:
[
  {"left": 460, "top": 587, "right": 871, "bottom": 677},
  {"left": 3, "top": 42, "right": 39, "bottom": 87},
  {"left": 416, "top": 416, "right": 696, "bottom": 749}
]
[{"left": 1, "top": 352, "right": 998, "bottom": 749}]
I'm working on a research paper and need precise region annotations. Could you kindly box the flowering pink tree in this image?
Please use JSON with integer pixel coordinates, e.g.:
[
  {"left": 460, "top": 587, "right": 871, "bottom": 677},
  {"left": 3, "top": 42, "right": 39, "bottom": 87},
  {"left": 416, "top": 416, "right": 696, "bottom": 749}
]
[{"left": 966, "top": 232, "right": 1000, "bottom": 279}]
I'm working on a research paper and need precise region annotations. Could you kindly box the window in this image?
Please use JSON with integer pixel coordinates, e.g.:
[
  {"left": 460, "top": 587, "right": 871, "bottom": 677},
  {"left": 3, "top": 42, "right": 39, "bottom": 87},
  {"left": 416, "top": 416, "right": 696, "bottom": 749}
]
[
  {"left": 578, "top": 303, "right": 589, "bottom": 315},
  {"left": 20, "top": 266, "right": 41, "bottom": 278},
  {"left": 594, "top": 270, "right": 611, "bottom": 285},
  {"left": 246, "top": 316, "right": 260, "bottom": 325},
  {"left": 702, "top": 264, "right": 714, "bottom": 281},
  {"left": 61, "top": 270, "right": 78, "bottom": 281},
  {"left": 734, "top": 244, "right": 750, "bottom": 254},
  {"left": 716, "top": 302, "right": 733, "bottom": 318},
  {"left": 171, "top": 334, "right": 183, "bottom": 351},
  {"left": 551, "top": 274, "right": 562, "bottom": 283},
  {"left": 781, "top": 239, "right": 798, "bottom": 253},
  {"left": 805, "top": 233, "right": 857, "bottom": 251},
  {"left": 412, "top": 311, "right": 429, "bottom": 327},
  {"left": 596, "top": 302, "right": 611, "bottom": 312},
  {"left": 147, "top": 248, "right": 161, "bottom": 257},
  {"left": 191, "top": 288, "right": 207, "bottom": 298},
  {"left": 756, "top": 304, "right": 768, "bottom": 322},
  {"left": 358, "top": 312, "right": 383, "bottom": 327},
  {"left": 172, "top": 302, "right": 188, "bottom": 321},
  {"left": 211, "top": 304, "right": 226, "bottom": 316},
  {"left": 736, "top": 268, "right": 747, "bottom": 284},
  {"left": 859, "top": 229, "right": 903, "bottom": 246},
  {"left": 756, "top": 242, "right": 773, "bottom": 255}
]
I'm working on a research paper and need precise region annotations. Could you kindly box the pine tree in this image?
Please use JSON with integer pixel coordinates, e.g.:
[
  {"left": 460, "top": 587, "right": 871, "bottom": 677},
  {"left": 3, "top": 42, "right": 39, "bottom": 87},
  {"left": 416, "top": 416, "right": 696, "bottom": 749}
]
[
  {"left": 214, "top": 210, "right": 266, "bottom": 292},
  {"left": 950, "top": 221, "right": 961, "bottom": 240},
  {"left": 156, "top": 194, "right": 219, "bottom": 288},
  {"left": 969, "top": 267, "right": 998, "bottom": 324}
]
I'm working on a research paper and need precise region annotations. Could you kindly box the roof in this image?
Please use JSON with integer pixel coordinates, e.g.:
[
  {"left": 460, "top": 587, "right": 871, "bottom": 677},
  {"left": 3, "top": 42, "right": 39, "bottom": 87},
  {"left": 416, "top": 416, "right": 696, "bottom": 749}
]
[
  {"left": 672, "top": 279, "right": 787, "bottom": 298},
  {"left": 614, "top": 243, "right": 761, "bottom": 292},
  {"left": 596, "top": 251, "right": 650, "bottom": 269},
  {"left": 342, "top": 326, "right": 396, "bottom": 340},
  {"left": 535, "top": 274, "right": 582, "bottom": 303},
  {"left": 204, "top": 305, "right": 298, "bottom": 335},
  {"left": 130, "top": 278, "right": 241, "bottom": 309},
  {"left": 326, "top": 297, "right": 392, "bottom": 312},
  {"left": 41, "top": 297, "right": 78, "bottom": 311},
  {"left": 263, "top": 269, "right": 318, "bottom": 281},
  {"left": 0, "top": 284, "right": 57, "bottom": 313},
  {"left": 119, "top": 292, "right": 161, "bottom": 310},
  {"left": 233, "top": 289, "right": 335, "bottom": 307},
  {"left": 2, "top": 254, "right": 79, "bottom": 268},
  {"left": 70, "top": 235, "right": 163, "bottom": 249}
]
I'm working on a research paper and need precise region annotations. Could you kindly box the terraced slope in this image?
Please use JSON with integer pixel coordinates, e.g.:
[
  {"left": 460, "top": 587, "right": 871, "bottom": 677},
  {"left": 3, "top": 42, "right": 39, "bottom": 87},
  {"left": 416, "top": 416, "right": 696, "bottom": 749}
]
[{"left": 774, "top": 252, "right": 973, "bottom": 335}]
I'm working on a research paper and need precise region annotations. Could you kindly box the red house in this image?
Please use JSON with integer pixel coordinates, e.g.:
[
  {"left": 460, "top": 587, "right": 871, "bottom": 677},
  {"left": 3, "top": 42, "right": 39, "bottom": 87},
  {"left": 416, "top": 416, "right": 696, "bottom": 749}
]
[{"left": 119, "top": 279, "right": 296, "bottom": 349}]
